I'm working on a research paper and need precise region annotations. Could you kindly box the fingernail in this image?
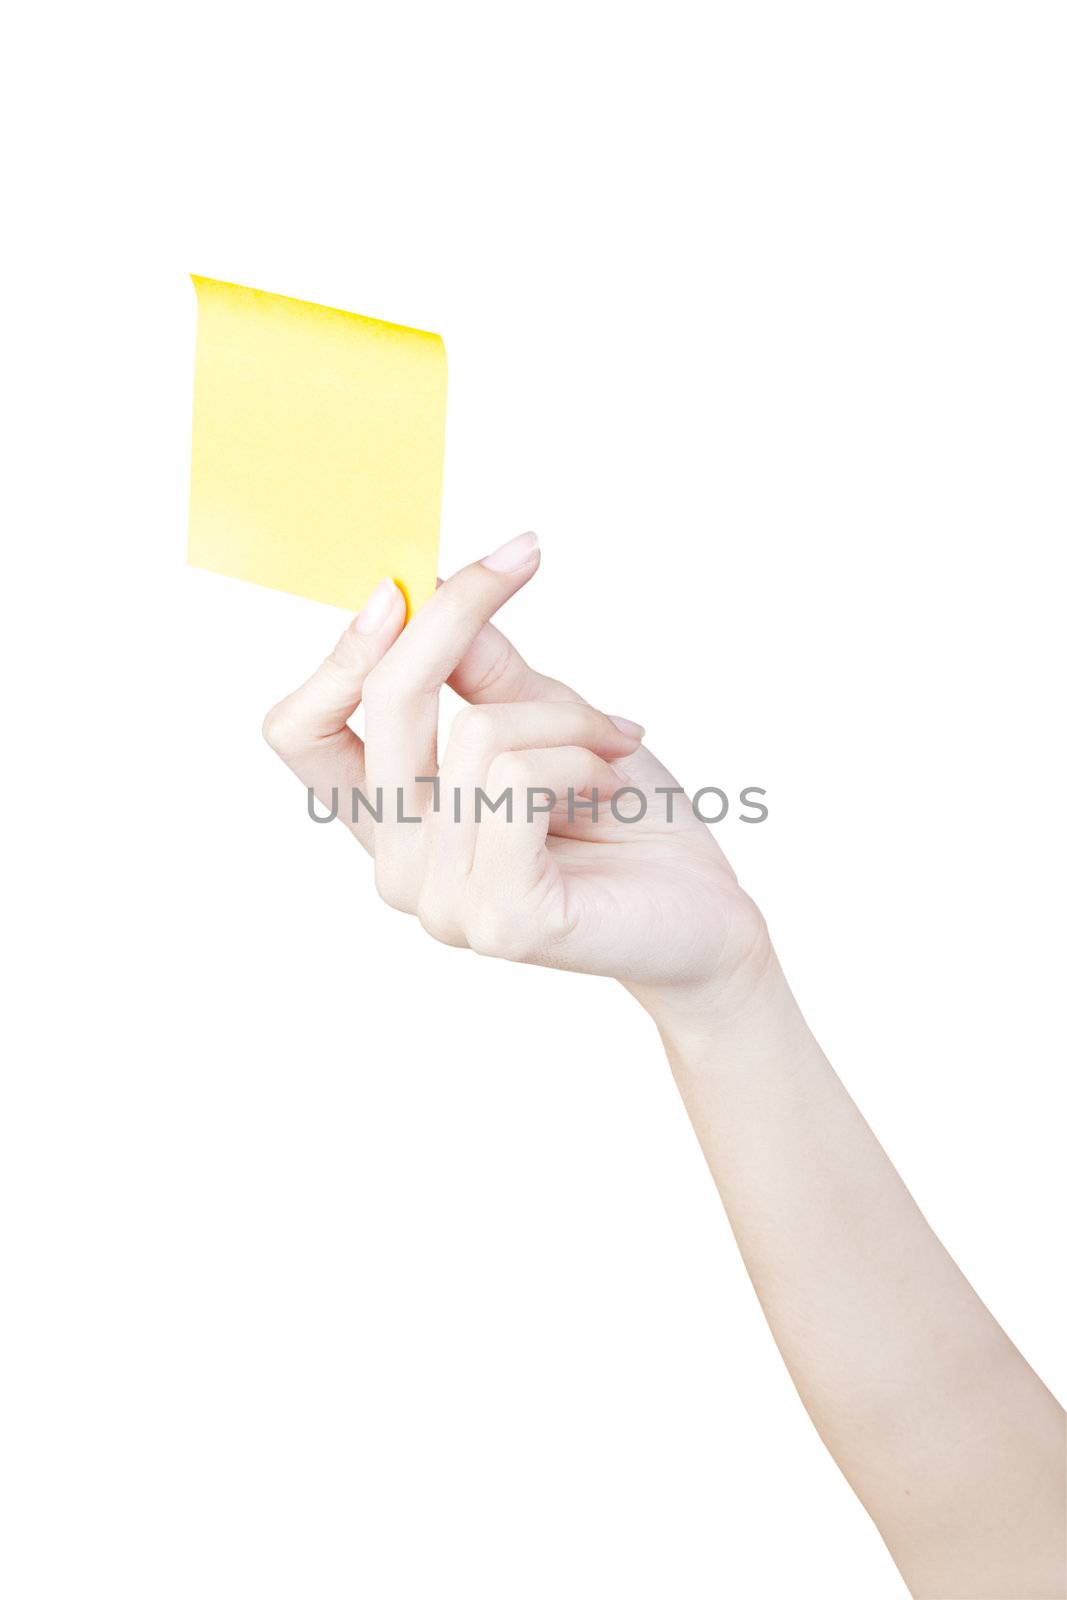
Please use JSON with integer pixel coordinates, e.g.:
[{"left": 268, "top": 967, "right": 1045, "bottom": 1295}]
[
  {"left": 355, "top": 577, "right": 401, "bottom": 634},
  {"left": 609, "top": 716, "right": 645, "bottom": 739},
  {"left": 481, "top": 530, "right": 539, "bottom": 573}
]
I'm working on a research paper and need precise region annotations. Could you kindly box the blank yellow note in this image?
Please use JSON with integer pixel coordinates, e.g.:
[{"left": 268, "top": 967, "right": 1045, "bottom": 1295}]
[{"left": 188, "top": 276, "right": 446, "bottom": 614}]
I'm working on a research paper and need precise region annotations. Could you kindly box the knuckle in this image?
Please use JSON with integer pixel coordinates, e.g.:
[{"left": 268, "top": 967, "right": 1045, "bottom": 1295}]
[
  {"left": 569, "top": 705, "right": 609, "bottom": 749},
  {"left": 487, "top": 751, "right": 533, "bottom": 793},
  {"left": 464, "top": 906, "right": 506, "bottom": 958},
  {"left": 464, "top": 900, "right": 534, "bottom": 963},
  {"left": 374, "top": 861, "right": 414, "bottom": 915},
  {"left": 465, "top": 639, "right": 523, "bottom": 700},
  {"left": 416, "top": 892, "right": 463, "bottom": 948},
  {"left": 450, "top": 704, "right": 500, "bottom": 751},
  {"left": 261, "top": 702, "right": 297, "bottom": 754}
]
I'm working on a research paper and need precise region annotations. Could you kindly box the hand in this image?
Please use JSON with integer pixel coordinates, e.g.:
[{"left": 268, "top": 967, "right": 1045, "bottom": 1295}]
[
  {"left": 263, "top": 534, "right": 767, "bottom": 1014},
  {"left": 264, "top": 537, "right": 1067, "bottom": 1600}
]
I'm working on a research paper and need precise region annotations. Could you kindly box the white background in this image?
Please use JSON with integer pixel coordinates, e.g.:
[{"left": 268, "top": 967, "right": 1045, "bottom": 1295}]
[{"left": 4, "top": 4, "right": 1065, "bottom": 1596}]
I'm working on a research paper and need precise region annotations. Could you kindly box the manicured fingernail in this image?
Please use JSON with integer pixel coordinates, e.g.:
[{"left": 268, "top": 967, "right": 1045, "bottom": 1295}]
[
  {"left": 355, "top": 577, "right": 401, "bottom": 634},
  {"left": 609, "top": 716, "right": 645, "bottom": 739},
  {"left": 481, "top": 530, "right": 539, "bottom": 573}
]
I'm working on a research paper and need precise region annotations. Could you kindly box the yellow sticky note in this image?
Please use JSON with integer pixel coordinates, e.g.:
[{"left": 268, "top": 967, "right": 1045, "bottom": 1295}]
[{"left": 188, "top": 276, "right": 446, "bottom": 614}]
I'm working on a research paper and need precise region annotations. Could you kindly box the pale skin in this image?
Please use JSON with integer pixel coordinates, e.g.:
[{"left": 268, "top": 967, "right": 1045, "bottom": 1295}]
[{"left": 263, "top": 531, "right": 1066, "bottom": 1600}]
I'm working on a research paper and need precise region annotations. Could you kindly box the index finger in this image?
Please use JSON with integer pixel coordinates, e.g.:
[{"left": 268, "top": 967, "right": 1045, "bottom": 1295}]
[
  {"left": 362, "top": 531, "right": 542, "bottom": 799},
  {"left": 370, "top": 531, "right": 542, "bottom": 703}
]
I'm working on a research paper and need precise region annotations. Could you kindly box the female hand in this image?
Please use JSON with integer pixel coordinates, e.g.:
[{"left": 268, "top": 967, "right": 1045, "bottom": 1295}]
[
  {"left": 262, "top": 534, "right": 767, "bottom": 1012},
  {"left": 263, "top": 535, "right": 1067, "bottom": 1600}
]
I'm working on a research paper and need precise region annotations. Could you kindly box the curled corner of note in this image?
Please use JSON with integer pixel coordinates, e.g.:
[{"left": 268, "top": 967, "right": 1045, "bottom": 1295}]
[{"left": 187, "top": 276, "right": 446, "bottom": 614}]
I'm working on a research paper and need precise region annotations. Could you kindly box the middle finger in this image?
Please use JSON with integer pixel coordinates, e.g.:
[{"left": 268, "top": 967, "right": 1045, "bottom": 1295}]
[{"left": 362, "top": 532, "right": 541, "bottom": 905}]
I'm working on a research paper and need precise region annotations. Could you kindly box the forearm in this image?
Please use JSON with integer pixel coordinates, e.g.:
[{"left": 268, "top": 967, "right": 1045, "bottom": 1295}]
[{"left": 637, "top": 945, "right": 1066, "bottom": 1599}]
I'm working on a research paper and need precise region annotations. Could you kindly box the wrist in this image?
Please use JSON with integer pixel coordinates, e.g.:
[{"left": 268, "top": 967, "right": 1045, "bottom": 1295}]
[{"left": 626, "top": 921, "right": 813, "bottom": 1078}]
